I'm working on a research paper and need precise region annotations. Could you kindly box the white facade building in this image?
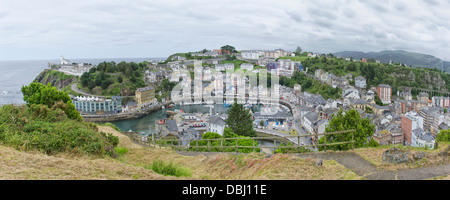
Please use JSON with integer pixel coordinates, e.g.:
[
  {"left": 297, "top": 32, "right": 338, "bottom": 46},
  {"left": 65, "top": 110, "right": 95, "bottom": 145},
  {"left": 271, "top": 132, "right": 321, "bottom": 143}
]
[
  {"left": 355, "top": 76, "right": 366, "bottom": 89},
  {"left": 241, "top": 50, "right": 262, "bottom": 60},
  {"left": 208, "top": 115, "right": 226, "bottom": 136},
  {"left": 240, "top": 63, "right": 254, "bottom": 70},
  {"left": 411, "top": 128, "right": 435, "bottom": 149}
]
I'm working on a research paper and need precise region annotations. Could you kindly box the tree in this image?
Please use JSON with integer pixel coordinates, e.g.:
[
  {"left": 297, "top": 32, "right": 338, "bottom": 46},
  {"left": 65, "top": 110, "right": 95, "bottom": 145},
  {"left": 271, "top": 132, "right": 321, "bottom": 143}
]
[
  {"left": 347, "top": 62, "right": 356, "bottom": 71},
  {"left": 259, "top": 120, "right": 265, "bottom": 127},
  {"left": 185, "top": 53, "right": 193, "bottom": 59},
  {"left": 225, "top": 100, "right": 256, "bottom": 137},
  {"left": 295, "top": 46, "right": 302, "bottom": 54},
  {"left": 318, "top": 109, "right": 375, "bottom": 151},
  {"left": 220, "top": 45, "right": 236, "bottom": 55},
  {"left": 21, "top": 82, "right": 82, "bottom": 121},
  {"left": 202, "top": 132, "right": 222, "bottom": 139},
  {"left": 437, "top": 129, "right": 450, "bottom": 142},
  {"left": 80, "top": 72, "right": 92, "bottom": 87},
  {"left": 374, "top": 93, "right": 383, "bottom": 106}
]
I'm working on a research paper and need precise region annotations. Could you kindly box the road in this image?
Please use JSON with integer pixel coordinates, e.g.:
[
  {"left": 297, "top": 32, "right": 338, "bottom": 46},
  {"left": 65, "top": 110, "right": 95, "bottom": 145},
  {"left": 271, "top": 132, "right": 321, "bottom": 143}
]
[
  {"left": 290, "top": 103, "right": 316, "bottom": 151},
  {"left": 71, "top": 83, "right": 133, "bottom": 98}
]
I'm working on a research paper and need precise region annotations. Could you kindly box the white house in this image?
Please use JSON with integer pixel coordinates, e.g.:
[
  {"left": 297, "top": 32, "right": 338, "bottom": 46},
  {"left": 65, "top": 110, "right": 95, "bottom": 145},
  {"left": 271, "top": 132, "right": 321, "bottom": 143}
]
[
  {"left": 240, "top": 63, "right": 254, "bottom": 70},
  {"left": 315, "top": 119, "right": 329, "bottom": 139},
  {"left": 203, "top": 67, "right": 212, "bottom": 81},
  {"left": 215, "top": 64, "right": 226, "bottom": 71},
  {"left": 343, "top": 89, "right": 360, "bottom": 99},
  {"left": 411, "top": 128, "right": 436, "bottom": 149},
  {"left": 208, "top": 115, "right": 226, "bottom": 136},
  {"left": 277, "top": 59, "right": 295, "bottom": 77},
  {"left": 184, "top": 113, "right": 197, "bottom": 121},
  {"left": 241, "top": 50, "right": 262, "bottom": 60},
  {"left": 343, "top": 87, "right": 360, "bottom": 106},
  {"left": 302, "top": 111, "right": 319, "bottom": 134},
  {"left": 355, "top": 76, "right": 366, "bottom": 89},
  {"left": 225, "top": 63, "right": 235, "bottom": 71}
]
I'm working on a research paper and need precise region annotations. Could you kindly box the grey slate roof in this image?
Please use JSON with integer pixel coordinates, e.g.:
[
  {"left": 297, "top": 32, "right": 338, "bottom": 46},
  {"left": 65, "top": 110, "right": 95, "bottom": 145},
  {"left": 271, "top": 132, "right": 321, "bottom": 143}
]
[
  {"left": 136, "top": 86, "right": 155, "bottom": 92},
  {"left": 378, "top": 84, "right": 391, "bottom": 88},
  {"left": 166, "top": 120, "right": 179, "bottom": 133},
  {"left": 413, "top": 128, "right": 435, "bottom": 142},
  {"left": 315, "top": 119, "right": 329, "bottom": 127},
  {"left": 439, "top": 123, "right": 450, "bottom": 130},
  {"left": 304, "top": 111, "right": 319, "bottom": 122},
  {"left": 351, "top": 98, "right": 369, "bottom": 105},
  {"left": 179, "top": 128, "right": 201, "bottom": 146},
  {"left": 355, "top": 76, "right": 366, "bottom": 81},
  {"left": 208, "top": 115, "right": 226, "bottom": 126}
]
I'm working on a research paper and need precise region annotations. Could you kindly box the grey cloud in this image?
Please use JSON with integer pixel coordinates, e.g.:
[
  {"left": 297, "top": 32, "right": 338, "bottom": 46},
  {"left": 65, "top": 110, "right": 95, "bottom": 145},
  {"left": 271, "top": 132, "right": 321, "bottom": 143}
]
[
  {"left": 371, "top": 4, "right": 389, "bottom": 13},
  {"left": 393, "top": 2, "right": 407, "bottom": 11},
  {"left": 0, "top": 0, "right": 450, "bottom": 60},
  {"left": 286, "top": 10, "right": 303, "bottom": 23},
  {"left": 0, "top": 11, "right": 7, "bottom": 19},
  {"left": 307, "top": 6, "right": 337, "bottom": 20}
]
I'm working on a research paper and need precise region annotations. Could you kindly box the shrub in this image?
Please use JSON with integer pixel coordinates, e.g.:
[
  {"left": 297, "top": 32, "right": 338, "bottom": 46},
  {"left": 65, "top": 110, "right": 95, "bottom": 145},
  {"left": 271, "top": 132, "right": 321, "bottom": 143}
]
[
  {"left": 0, "top": 104, "right": 119, "bottom": 156},
  {"left": 368, "top": 138, "right": 380, "bottom": 147},
  {"left": 21, "top": 82, "right": 82, "bottom": 121},
  {"left": 149, "top": 160, "right": 191, "bottom": 177},
  {"left": 188, "top": 129, "right": 260, "bottom": 153},
  {"left": 275, "top": 143, "right": 310, "bottom": 154},
  {"left": 437, "top": 129, "right": 450, "bottom": 142}
]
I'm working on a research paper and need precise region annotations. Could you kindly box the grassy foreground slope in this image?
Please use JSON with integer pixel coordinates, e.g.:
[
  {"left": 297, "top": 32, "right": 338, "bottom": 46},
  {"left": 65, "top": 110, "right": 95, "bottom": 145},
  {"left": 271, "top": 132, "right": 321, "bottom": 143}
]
[{"left": 0, "top": 124, "right": 361, "bottom": 180}]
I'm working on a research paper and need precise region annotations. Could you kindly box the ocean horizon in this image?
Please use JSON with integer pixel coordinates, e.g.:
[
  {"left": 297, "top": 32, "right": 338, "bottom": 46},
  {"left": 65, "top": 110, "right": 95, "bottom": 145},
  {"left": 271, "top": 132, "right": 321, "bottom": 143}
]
[{"left": 0, "top": 57, "right": 166, "bottom": 105}]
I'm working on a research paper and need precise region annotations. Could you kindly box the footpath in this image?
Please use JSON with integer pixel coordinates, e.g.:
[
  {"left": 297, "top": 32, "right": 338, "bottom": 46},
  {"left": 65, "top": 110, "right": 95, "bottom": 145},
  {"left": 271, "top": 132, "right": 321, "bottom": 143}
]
[{"left": 176, "top": 150, "right": 450, "bottom": 180}]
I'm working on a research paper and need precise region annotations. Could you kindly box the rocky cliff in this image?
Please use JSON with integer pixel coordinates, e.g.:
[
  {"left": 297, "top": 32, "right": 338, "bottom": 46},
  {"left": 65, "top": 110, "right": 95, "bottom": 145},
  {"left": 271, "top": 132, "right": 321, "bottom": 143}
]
[{"left": 34, "top": 69, "right": 78, "bottom": 90}]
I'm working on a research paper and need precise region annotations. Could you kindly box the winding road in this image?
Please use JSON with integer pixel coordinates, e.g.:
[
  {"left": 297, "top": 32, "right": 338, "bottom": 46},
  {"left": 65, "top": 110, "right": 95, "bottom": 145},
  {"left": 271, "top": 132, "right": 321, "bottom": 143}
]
[{"left": 70, "top": 83, "right": 133, "bottom": 98}]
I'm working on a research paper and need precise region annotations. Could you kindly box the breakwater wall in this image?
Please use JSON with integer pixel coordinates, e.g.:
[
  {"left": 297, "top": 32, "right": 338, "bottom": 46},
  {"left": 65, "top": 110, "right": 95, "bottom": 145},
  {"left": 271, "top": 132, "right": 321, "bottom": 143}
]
[{"left": 82, "top": 101, "right": 173, "bottom": 122}]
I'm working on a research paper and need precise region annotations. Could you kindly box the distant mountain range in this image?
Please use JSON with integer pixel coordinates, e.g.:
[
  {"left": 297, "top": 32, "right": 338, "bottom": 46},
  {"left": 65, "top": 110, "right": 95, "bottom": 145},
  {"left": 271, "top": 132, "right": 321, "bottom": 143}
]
[{"left": 333, "top": 50, "right": 450, "bottom": 73}]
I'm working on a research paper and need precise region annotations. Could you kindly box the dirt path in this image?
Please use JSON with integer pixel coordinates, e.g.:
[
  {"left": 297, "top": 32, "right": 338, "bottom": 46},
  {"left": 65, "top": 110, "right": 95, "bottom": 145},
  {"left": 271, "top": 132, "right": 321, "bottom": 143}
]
[
  {"left": 295, "top": 152, "right": 379, "bottom": 178},
  {"left": 176, "top": 150, "right": 450, "bottom": 180},
  {"left": 296, "top": 151, "right": 450, "bottom": 180}
]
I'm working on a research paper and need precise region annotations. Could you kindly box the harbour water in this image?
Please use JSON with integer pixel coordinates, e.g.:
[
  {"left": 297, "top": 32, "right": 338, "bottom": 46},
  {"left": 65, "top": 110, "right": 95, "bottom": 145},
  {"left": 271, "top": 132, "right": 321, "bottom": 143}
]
[
  {"left": 110, "top": 103, "right": 288, "bottom": 149},
  {"left": 111, "top": 104, "right": 265, "bottom": 134},
  {"left": 0, "top": 57, "right": 165, "bottom": 105}
]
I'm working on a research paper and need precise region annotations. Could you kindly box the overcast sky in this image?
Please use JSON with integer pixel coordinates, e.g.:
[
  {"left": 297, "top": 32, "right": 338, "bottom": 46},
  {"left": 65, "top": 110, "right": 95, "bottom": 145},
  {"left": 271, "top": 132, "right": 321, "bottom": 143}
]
[{"left": 0, "top": 0, "right": 449, "bottom": 61}]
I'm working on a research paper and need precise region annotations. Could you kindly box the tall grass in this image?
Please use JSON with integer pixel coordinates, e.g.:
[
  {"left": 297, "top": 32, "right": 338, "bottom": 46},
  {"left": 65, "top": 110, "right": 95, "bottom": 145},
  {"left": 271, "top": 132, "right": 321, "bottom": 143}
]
[
  {"left": 103, "top": 122, "right": 121, "bottom": 132},
  {"left": 114, "top": 147, "right": 129, "bottom": 156},
  {"left": 0, "top": 104, "right": 119, "bottom": 156},
  {"left": 148, "top": 160, "right": 191, "bottom": 177}
]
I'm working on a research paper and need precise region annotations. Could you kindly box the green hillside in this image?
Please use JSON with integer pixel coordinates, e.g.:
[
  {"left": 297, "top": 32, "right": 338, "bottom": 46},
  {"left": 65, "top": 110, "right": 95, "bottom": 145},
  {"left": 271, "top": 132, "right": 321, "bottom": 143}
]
[
  {"left": 303, "top": 55, "right": 450, "bottom": 95},
  {"left": 334, "top": 50, "right": 449, "bottom": 72}
]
